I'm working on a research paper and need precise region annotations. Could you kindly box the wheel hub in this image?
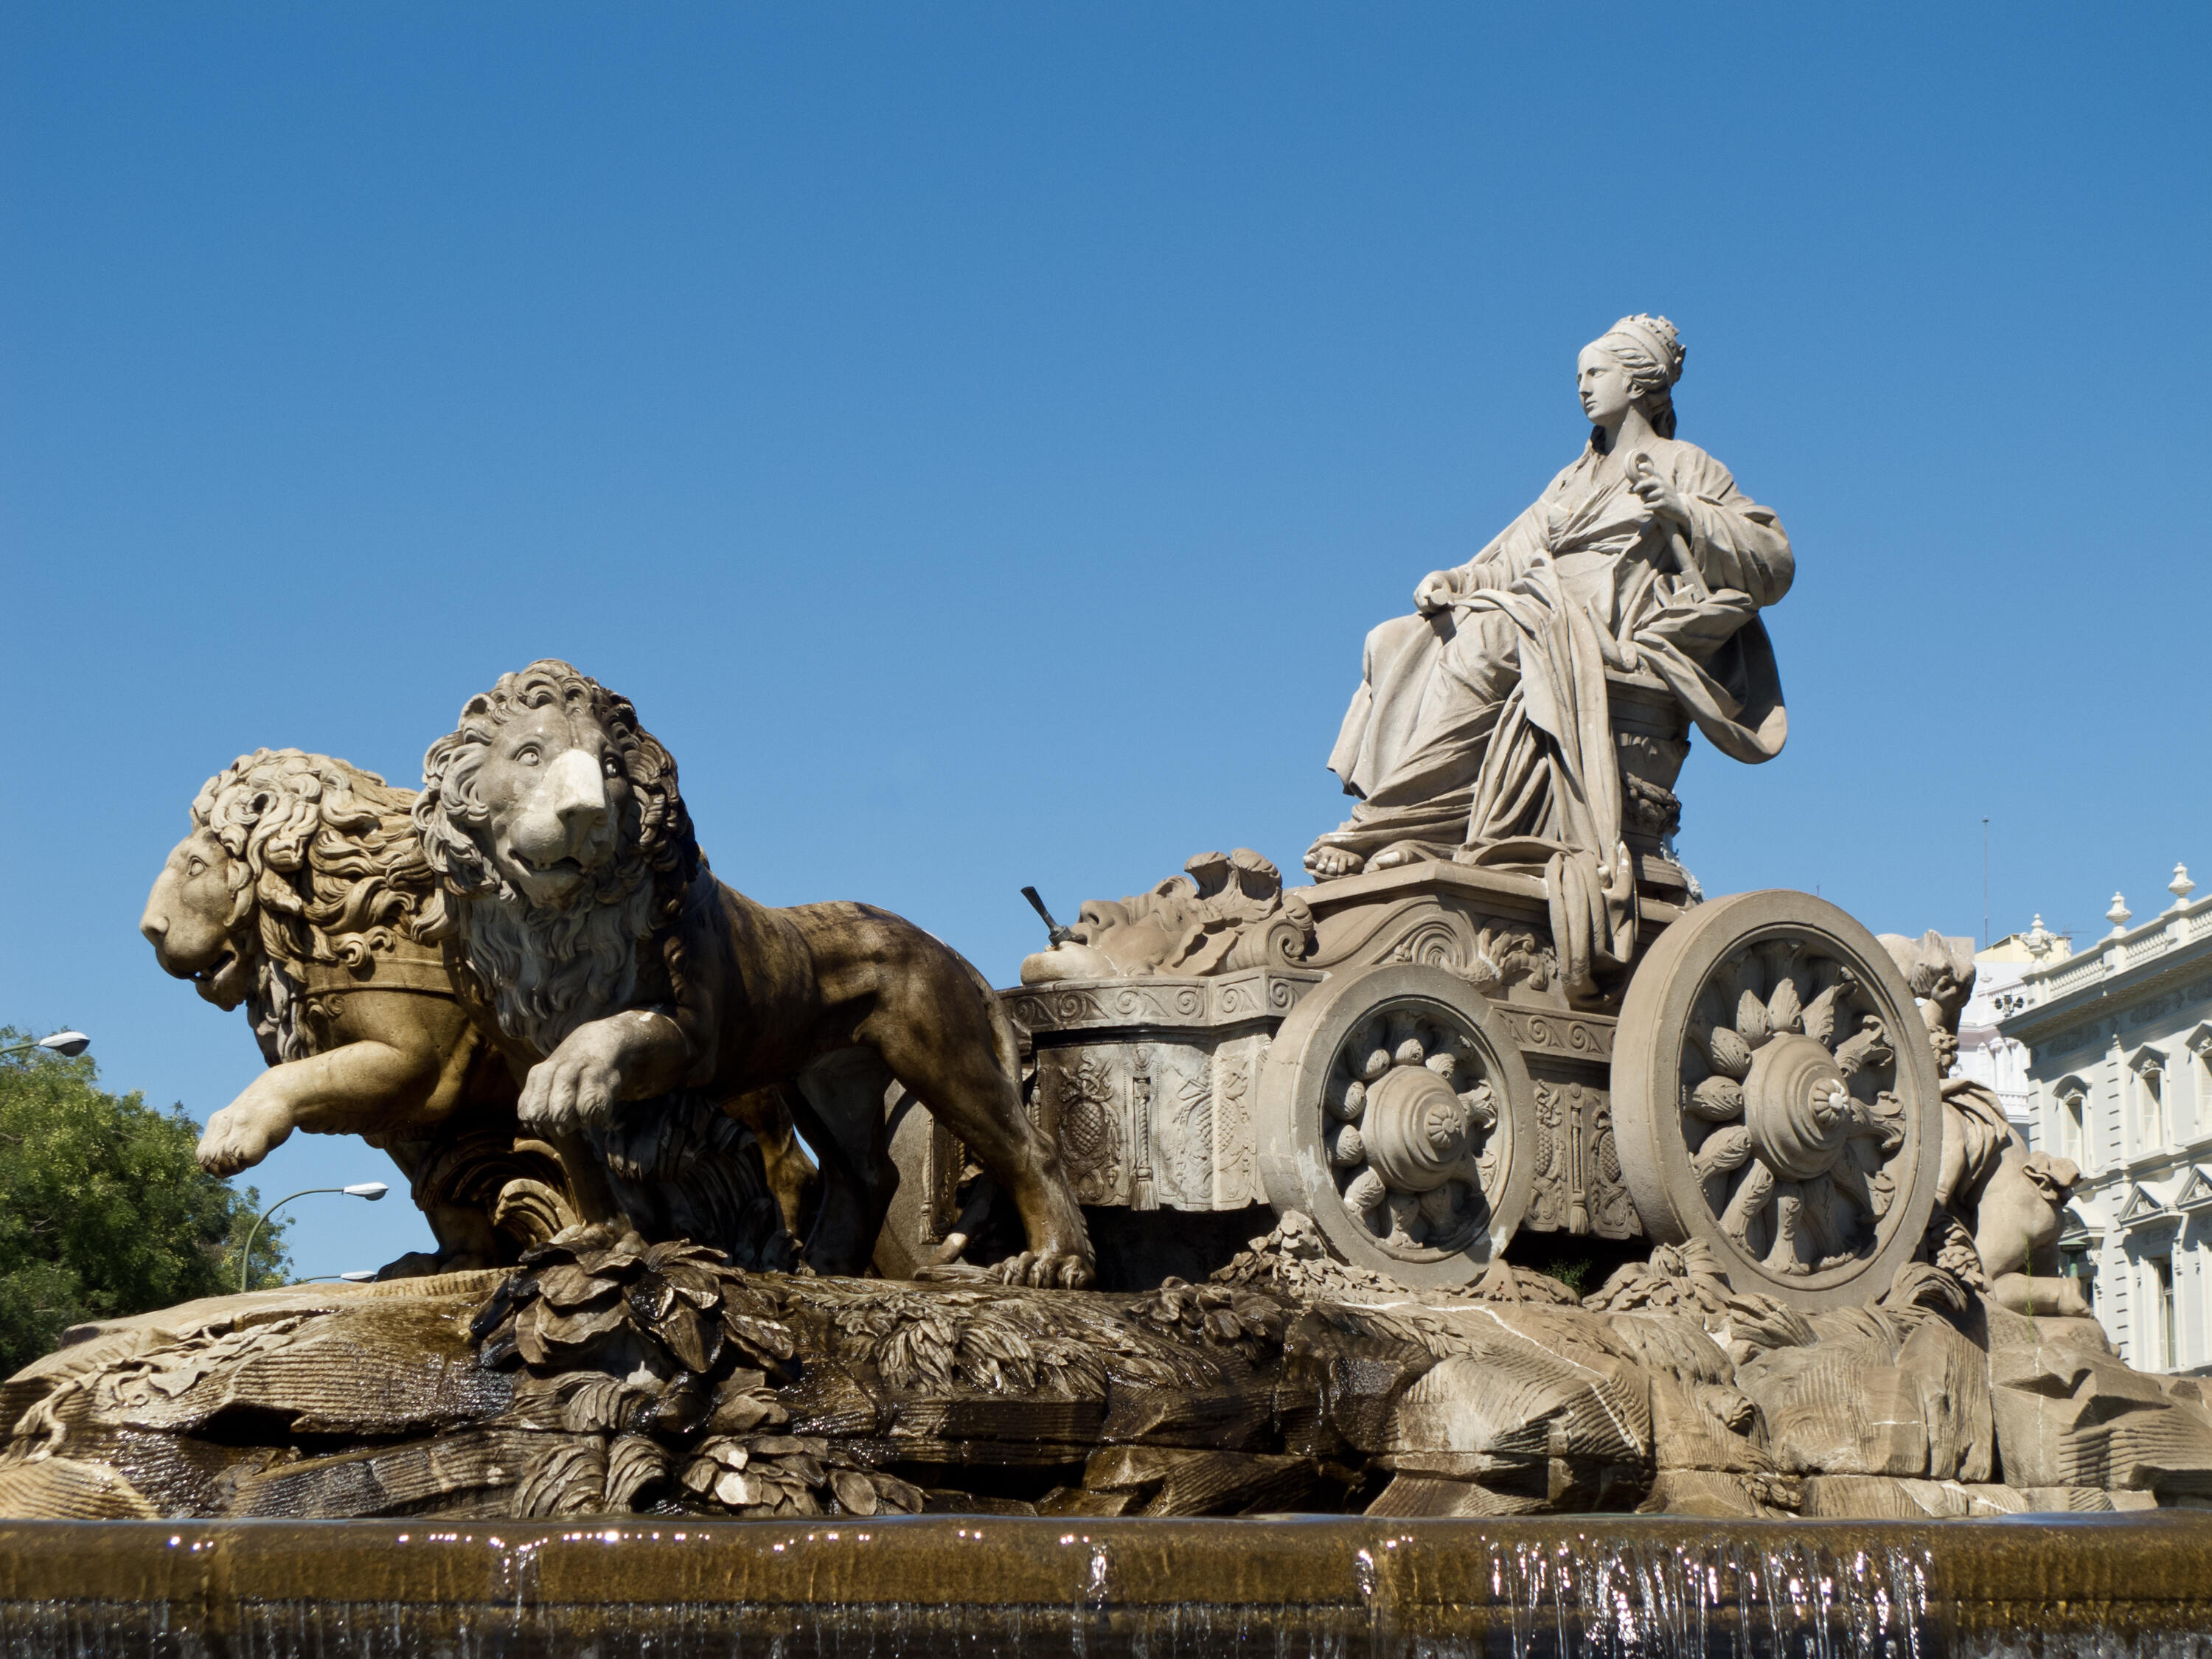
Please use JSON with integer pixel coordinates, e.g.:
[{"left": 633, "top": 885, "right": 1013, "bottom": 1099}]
[
  {"left": 1361, "top": 1065, "right": 1473, "bottom": 1194},
  {"left": 1745, "top": 1031, "right": 1852, "bottom": 1180}
]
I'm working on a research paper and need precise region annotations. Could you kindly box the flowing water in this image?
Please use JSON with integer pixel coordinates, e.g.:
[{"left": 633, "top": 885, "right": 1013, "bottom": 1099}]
[{"left": 1, "top": 1515, "right": 2206, "bottom": 1658}]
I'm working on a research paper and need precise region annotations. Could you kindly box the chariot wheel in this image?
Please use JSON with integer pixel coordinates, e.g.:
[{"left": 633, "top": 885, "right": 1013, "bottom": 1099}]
[
  {"left": 1611, "top": 890, "right": 1941, "bottom": 1312},
  {"left": 1257, "top": 963, "right": 1535, "bottom": 1287}
]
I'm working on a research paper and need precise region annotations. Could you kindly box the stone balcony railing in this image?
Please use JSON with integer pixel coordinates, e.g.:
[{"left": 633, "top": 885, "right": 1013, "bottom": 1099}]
[{"left": 2009, "top": 888, "right": 2212, "bottom": 1013}]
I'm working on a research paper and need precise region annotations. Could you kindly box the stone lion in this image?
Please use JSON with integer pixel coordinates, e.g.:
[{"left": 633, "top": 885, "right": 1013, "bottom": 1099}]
[
  {"left": 139, "top": 748, "right": 585, "bottom": 1274},
  {"left": 412, "top": 659, "right": 1093, "bottom": 1287}
]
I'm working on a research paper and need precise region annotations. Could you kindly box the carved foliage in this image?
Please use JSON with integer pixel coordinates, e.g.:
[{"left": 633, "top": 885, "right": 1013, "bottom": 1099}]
[{"left": 1379, "top": 915, "right": 1557, "bottom": 996}]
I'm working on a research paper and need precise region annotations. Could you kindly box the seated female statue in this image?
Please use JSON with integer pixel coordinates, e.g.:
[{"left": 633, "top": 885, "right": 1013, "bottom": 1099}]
[{"left": 1305, "top": 314, "right": 1794, "bottom": 993}]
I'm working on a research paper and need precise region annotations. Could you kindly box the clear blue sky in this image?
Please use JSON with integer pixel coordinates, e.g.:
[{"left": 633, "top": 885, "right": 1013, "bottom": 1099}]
[{"left": 4, "top": 6, "right": 2205, "bottom": 1279}]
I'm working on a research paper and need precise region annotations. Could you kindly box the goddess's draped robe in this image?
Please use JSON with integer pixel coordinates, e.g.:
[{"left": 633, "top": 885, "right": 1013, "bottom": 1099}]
[{"left": 1312, "top": 435, "right": 1793, "bottom": 993}]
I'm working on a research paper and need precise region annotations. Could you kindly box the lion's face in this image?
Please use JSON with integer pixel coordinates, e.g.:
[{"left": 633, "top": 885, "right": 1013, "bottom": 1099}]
[
  {"left": 417, "top": 661, "right": 695, "bottom": 1058},
  {"left": 142, "top": 828, "right": 251, "bottom": 1008},
  {"left": 459, "top": 700, "right": 633, "bottom": 910}
]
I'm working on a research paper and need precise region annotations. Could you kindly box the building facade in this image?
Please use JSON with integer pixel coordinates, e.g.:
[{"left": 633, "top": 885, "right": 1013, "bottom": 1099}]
[
  {"left": 1999, "top": 867, "right": 2212, "bottom": 1374},
  {"left": 1956, "top": 919, "right": 2072, "bottom": 1138}
]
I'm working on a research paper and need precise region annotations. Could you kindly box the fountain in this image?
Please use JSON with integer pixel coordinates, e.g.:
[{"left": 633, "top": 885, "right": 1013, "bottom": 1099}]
[
  {"left": 5, "top": 1513, "right": 2212, "bottom": 1653},
  {"left": 7, "top": 316, "right": 2211, "bottom": 1654}
]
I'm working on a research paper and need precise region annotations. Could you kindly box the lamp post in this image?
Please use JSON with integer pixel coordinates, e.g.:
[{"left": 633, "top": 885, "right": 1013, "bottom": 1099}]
[
  {"left": 0, "top": 1031, "right": 91, "bottom": 1060},
  {"left": 237, "top": 1183, "right": 389, "bottom": 1294}
]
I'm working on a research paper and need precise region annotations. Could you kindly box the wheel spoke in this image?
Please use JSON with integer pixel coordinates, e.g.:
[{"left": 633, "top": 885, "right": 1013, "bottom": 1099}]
[
  {"left": 1691, "top": 1124, "right": 1753, "bottom": 1182},
  {"left": 1801, "top": 1172, "right": 1848, "bottom": 1260},
  {"left": 1687, "top": 1075, "right": 1745, "bottom": 1122},
  {"left": 1719, "top": 1157, "right": 1775, "bottom": 1248},
  {"left": 1767, "top": 970, "right": 1804, "bottom": 1035},
  {"left": 1828, "top": 1153, "right": 1874, "bottom": 1214},
  {"left": 1764, "top": 1181, "right": 1806, "bottom": 1275},
  {"left": 1801, "top": 980, "right": 1849, "bottom": 1048},
  {"left": 1698, "top": 1022, "right": 1753, "bottom": 1080}
]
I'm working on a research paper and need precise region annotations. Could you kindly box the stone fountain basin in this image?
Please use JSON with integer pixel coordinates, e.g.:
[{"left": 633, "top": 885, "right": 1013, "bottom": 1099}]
[{"left": 4, "top": 1512, "right": 2211, "bottom": 1655}]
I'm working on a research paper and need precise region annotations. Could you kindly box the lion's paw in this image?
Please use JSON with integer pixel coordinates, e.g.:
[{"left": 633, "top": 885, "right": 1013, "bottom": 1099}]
[
  {"left": 519, "top": 1032, "right": 628, "bottom": 1134},
  {"left": 197, "top": 1102, "right": 288, "bottom": 1178},
  {"left": 992, "top": 1251, "right": 1096, "bottom": 1291}
]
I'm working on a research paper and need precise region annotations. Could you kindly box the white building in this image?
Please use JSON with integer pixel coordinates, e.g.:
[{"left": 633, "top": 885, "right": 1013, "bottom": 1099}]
[
  {"left": 1999, "top": 865, "right": 2212, "bottom": 1374},
  {"left": 1956, "top": 920, "right": 2072, "bottom": 1137}
]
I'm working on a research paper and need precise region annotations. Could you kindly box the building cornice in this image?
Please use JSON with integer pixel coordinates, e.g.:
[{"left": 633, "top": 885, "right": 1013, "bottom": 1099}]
[{"left": 1998, "top": 931, "right": 2212, "bottom": 1046}]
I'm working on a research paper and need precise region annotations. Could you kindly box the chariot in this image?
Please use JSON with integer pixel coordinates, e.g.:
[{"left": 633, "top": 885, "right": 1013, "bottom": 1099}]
[{"left": 882, "top": 669, "right": 1941, "bottom": 1312}]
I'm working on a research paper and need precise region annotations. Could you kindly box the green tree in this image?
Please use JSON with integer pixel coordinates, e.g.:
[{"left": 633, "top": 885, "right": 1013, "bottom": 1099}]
[{"left": 0, "top": 1029, "right": 290, "bottom": 1377}]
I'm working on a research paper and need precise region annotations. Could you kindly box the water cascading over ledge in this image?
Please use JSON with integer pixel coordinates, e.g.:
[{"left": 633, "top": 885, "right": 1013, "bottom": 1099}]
[{"left": 4, "top": 1513, "right": 2211, "bottom": 1657}]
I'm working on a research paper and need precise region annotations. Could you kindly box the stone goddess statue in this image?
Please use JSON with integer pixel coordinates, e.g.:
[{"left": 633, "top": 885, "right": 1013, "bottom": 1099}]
[{"left": 1305, "top": 315, "right": 1792, "bottom": 992}]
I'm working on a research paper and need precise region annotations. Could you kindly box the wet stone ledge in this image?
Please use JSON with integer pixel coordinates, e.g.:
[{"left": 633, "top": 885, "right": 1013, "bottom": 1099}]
[{"left": 4, "top": 1512, "right": 2212, "bottom": 1658}]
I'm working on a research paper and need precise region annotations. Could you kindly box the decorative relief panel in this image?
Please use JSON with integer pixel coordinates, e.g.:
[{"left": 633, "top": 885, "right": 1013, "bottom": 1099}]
[
  {"left": 1025, "top": 1036, "right": 1266, "bottom": 1212},
  {"left": 1049, "top": 1054, "right": 1126, "bottom": 1206},
  {"left": 1210, "top": 1036, "right": 1267, "bottom": 1209},
  {"left": 1009, "top": 982, "right": 1207, "bottom": 1033},
  {"left": 1523, "top": 1078, "right": 1640, "bottom": 1239},
  {"left": 1153, "top": 1057, "right": 1214, "bottom": 1211}
]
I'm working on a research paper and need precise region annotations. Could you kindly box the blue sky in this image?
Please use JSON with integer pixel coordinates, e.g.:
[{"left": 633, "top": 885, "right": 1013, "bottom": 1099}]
[{"left": 4, "top": 5, "right": 2205, "bottom": 1278}]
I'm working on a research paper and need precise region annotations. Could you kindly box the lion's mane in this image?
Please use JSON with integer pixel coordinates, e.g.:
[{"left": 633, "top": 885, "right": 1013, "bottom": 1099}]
[
  {"left": 192, "top": 748, "right": 439, "bottom": 1062},
  {"left": 413, "top": 660, "right": 699, "bottom": 1057}
]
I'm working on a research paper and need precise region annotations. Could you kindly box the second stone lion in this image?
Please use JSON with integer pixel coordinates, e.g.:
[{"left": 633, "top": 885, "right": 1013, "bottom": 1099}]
[{"left": 412, "top": 658, "right": 1095, "bottom": 1287}]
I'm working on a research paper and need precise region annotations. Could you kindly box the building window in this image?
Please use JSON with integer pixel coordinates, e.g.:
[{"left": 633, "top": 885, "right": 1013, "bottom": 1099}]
[
  {"left": 2191, "top": 1034, "right": 2212, "bottom": 1134},
  {"left": 2059, "top": 1090, "right": 2087, "bottom": 1165},
  {"left": 2140, "top": 1064, "right": 2168, "bottom": 1152},
  {"left": 2132, "top": 1256, "right": 2185, "bottom": 1380},
  {"left": 2141, "top": 1256, "right": 2177, "bottom": 1380}
]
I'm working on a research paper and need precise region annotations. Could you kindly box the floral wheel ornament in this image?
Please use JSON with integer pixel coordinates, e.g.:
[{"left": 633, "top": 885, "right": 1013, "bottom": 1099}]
[
  {"left": 1258, "top": 964, "right": 1534, "bottom": 1287},
  {"left": 1610, "top": 890, "right": 1941, "bottom": 1312}
]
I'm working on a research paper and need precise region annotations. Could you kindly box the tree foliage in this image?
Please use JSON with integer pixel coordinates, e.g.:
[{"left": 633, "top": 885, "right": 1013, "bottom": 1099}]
[{"left": 0, "top": 1029, "right": 290, "bottom": 1377}]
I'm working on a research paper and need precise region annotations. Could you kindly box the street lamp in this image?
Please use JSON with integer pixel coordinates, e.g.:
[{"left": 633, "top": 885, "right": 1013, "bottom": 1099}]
[
  {"left": 237, "top": 1182, "right": 389, "bottom": 1294},
  {"left": 0, "top": 1030, "right": 91, "bottom": 1060}
]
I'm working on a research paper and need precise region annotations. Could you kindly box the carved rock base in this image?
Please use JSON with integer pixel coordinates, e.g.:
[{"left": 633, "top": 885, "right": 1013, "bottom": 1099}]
[{"left": 2, "top": 1235, "right": 2199, "bottom": 1526}]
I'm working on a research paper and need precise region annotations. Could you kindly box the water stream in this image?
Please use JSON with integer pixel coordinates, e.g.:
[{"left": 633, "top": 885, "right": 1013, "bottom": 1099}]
[{"left": 1, "top": 1517, "right": 2205, "bottom": 1658}]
